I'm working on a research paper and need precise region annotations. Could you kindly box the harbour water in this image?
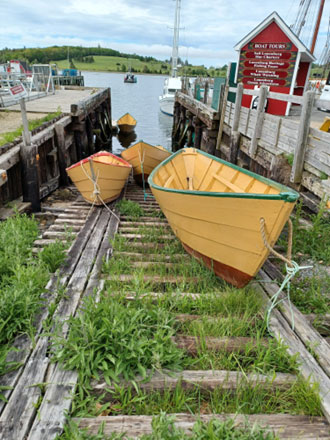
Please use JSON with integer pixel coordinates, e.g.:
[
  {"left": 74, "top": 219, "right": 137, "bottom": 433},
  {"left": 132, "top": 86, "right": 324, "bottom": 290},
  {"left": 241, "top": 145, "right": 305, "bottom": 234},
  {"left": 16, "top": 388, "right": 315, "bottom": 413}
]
[{"left": 82, "top": 71, "right": 173, "bottom": 154}]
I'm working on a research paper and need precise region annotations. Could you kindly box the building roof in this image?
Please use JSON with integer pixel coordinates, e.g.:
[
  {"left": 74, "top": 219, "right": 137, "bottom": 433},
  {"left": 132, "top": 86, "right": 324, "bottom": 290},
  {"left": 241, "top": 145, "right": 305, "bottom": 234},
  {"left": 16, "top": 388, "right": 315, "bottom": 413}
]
[{"left": 234, "top": 11, "right": 315, "bottom": 62}]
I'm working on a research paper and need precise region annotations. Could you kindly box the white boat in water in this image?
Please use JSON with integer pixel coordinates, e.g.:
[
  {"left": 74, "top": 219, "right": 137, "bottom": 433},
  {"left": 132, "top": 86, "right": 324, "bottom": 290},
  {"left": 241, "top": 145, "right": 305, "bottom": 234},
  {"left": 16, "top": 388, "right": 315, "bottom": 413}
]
[{"left": 159, "top": 0, "right": 182, "bottom": 117}]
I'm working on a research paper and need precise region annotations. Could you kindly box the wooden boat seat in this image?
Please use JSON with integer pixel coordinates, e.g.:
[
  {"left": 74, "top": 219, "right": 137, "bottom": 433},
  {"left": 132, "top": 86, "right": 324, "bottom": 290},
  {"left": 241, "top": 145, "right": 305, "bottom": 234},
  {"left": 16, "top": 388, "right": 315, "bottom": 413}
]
[{"left": 212, "top": 173, "right": 243, "bottom": 193}]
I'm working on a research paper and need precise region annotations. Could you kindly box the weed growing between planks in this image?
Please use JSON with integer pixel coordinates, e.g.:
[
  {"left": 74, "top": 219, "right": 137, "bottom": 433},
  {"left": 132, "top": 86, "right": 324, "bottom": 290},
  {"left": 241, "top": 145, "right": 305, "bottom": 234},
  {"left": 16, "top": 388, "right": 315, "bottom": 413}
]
[
  {"left": 69, "top": 378, "right": 321, "bottom": 419},
  {"left": 276, "top": 200, "right": 330, "bottom": 315},
  {"left": 116, "top": 199, "right": 144, "bottom": 219},
  {"left": 0, "top": 213, "right": 70, "bottom": 391},
  {"left": 50, "top": 293, "right": 186, "bottom": 384},
  {"left": 59, "top": 412, "right": 278, "bottom": 439}
]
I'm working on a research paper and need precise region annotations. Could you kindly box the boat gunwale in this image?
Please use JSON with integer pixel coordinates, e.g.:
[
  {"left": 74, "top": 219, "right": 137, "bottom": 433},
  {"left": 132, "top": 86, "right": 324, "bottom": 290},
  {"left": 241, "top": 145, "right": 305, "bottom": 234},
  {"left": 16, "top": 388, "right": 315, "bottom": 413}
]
[
  {"left": 66, "top": 151, "right": 132, "bottom": 171},
  {"left": 123, "top": 141, "right": 171, "bottom": 155},
  {"left": 148, "top": 148, "right": 299, "bottom": 203}
]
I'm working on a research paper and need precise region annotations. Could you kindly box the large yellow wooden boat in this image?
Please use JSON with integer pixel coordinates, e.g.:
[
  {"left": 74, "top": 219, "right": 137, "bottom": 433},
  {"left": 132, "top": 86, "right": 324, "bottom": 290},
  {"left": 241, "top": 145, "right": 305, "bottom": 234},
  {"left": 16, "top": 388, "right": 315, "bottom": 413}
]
[
  {"left": 121, "top": 141, "right": 171, "bottom": 186},
  {"left": 148, "top": 148, "right": 299, "bottom": 287},
  {"left": 66, "top": 151, "right": 132, "bottom": 205},
  {"left": 117, "top": 113, "right": 137, "bottom": 134}
]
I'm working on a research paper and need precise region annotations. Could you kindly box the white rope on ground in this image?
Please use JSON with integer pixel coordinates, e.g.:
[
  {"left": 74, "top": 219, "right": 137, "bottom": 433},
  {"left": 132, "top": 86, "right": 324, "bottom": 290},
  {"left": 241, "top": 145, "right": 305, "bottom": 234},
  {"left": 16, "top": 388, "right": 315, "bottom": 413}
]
[
  {"left": 259, "top": 217, "right": 312, "bottom": 332},
  {"left": 79, "top": 160, "right": 120, "bottom": 223}
]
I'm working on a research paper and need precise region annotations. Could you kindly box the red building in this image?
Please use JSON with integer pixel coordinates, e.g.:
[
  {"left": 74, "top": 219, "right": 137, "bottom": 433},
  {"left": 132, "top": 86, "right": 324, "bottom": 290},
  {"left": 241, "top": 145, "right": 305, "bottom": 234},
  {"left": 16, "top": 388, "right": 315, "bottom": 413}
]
[{"left": 234, "top": 11, "right": 315, "bottom": 115}]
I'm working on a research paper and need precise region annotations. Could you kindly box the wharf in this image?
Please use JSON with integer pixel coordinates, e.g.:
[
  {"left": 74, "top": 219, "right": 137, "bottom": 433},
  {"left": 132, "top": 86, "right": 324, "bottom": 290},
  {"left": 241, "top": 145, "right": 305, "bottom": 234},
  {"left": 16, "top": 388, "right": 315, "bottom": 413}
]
[
  {"left": 0, "top": 179, "right": 329, "bottom": 438},
  {"left": 0, "top": 87, "right": 112, "bottom": 212}
]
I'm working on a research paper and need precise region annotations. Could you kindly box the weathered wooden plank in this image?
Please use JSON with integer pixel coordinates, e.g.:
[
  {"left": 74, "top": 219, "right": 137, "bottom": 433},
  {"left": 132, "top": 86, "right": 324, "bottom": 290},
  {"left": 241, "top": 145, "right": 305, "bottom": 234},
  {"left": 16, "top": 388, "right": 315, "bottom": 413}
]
[
  {"left": 0, "top": 145, "right": 20, "bottom": 170},
  {"left": 174, "top": 335, "right": 268, "bottom": 355},
  {"left": 113, "top": 252, "right": 188, "bottom": 261},
  {"left": 250, "top": 85, "right": 268, "bottom": 156},
  {"left": 76, "top": 413, "right": 329, "bottom": 438},
  {"left": 259, "top": 271, "right": 330, "bottom": 379},
  {"left": 118, "top": 233, "right": 173, "bottom": 240},
  {"left": 92, "top": 369, "right": 296, "bottom": 398},
  {"left": 27, "top": 213, "right": 119, "bottom": 440},
  {"left": 291, "top": 91, "right": 315, "bottom": 183},
  {"left": 103, "top": 274, "right": 198, "bottom": 284},
  {"left": 71, "top": 88, "right": 109, "bottom": 116},
  {"left": 252, "top": 281, "right": 330, "bottom": 423}
]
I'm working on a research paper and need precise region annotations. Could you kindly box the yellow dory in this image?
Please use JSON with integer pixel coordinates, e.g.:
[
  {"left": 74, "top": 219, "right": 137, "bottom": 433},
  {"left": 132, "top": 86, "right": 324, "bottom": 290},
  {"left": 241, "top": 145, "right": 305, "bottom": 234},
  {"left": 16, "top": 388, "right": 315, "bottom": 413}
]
[
  {"left": 148, "top": 148, "right": 299, "bottom": 288},
  {"left": 66, "top": 151, "right": 132, "bottom": 205},
  {"left": 117, "top": 113, "right": 137, "bottom": 134},
  {"left": 121, "top": 141, "right": 171, "bottom": 186}
]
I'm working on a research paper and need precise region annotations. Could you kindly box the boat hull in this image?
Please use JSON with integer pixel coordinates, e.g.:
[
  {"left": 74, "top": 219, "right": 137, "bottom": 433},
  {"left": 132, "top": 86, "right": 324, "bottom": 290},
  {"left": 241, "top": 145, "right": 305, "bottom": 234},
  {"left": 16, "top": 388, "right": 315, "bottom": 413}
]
[
  {"left": 117, "top": 113, "right": 137, "bottom": 134},
  {"left": 66, "top": 152, "right": 132, "bottom": 205},
  {"left": 159, "top": 96, "right": 175, "bottom": 116},
  {"left": 121, "top": 142, "right": 171, "bottom": 187},
  {"left": 149, "top": 148, "right": 299, "bottom": 287}
]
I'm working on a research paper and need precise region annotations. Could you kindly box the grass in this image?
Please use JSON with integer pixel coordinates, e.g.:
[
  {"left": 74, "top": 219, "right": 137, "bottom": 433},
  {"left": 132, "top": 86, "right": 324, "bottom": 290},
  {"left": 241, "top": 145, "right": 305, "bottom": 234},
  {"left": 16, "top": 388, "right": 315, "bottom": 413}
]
[
  {"left": 0, "top": 213, "right": 70, "bottom": 394},
  {"left": 0, "top": 110, "right": 62, "bottom": 147},
  {"left": 276, "top": 200, "right": 330, "bottom": 314},
  {"left": 116, "top": 199, "right": 145, "bottom": 219},
  {"left": 60, "top": 413, "right": 279, "bottom": 439}
]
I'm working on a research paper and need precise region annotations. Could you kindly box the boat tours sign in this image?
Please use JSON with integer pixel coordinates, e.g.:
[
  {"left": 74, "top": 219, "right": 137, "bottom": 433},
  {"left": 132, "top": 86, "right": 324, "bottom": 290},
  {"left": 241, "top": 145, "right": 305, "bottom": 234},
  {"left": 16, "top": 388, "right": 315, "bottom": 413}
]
[
  {"left": 237, "top": 45, "right": 296, "bottom": 88},
  {"left": 234, "top": 12, "right": 315, "bottom": 115}
]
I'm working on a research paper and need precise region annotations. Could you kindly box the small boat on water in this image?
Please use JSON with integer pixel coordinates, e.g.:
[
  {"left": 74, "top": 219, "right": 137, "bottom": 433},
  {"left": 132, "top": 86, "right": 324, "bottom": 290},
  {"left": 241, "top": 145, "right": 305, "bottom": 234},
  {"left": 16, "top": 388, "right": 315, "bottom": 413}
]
[
  {"left": 124, "top": 73, "right": 137, "bottom": 83},
  {"left": 148, "top": 148, "right": 299, "bottom": 287},
  {"left": 121, "top": 141, "right": 171, "bottom": 186},
  {"left": 117, "top": 113, "right": 137, "bottom": 134},
  {"left": 66, "top": 151, "right": 132, "bottom": 205}
]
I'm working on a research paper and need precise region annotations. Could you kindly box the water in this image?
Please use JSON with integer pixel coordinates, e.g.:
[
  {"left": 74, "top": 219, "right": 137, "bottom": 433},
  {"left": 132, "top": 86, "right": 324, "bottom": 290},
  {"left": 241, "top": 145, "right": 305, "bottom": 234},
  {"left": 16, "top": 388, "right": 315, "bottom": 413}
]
[{"left": 82, "top": 71, "right": 173, "bottom": 154}]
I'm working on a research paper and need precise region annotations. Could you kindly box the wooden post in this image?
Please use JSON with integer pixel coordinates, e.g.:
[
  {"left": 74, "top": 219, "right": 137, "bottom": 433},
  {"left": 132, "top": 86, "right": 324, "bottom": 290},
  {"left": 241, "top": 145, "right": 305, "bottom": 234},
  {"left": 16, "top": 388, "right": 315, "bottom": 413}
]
[
  {"left": 290, "top": 91, "right": 315, "bottom": 183},
  {"left": 232, "top": 83, "right": 244, "bottom": 133},
  {"left": 19, "top": 98, "right": 40, "bottom": 212},
  {"left": 249, "top": 85, "right": 268, "bottom": 157},
  {"left": 186, "top": 112, "right": 194, "bottom": 147},
  {"left": 215, "top": 70, "right": 230, "bottom": 151},
  {"left": 54, "top": 122, "right": 69, "bottom": 186},
  {"left": 203, "top": 81, "right": 209, "bottom": 104},
  {"left": 194, "top": 117, "right": 203, "bottom": 149}
]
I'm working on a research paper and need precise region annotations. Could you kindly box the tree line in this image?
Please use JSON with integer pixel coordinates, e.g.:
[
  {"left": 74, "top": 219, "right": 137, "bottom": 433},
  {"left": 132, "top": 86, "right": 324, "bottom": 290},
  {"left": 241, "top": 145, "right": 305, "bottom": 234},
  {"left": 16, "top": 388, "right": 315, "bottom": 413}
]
[{"left": 0, "top": 45, "right": 158, "bottom": 65}]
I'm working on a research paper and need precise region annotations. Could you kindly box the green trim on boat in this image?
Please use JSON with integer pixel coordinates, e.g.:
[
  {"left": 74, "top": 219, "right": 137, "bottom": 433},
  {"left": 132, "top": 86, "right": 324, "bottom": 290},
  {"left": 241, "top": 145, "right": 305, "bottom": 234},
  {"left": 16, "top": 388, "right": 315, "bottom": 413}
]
[{"left": 148, "top": 148, "right": 299, "bottom": 203}]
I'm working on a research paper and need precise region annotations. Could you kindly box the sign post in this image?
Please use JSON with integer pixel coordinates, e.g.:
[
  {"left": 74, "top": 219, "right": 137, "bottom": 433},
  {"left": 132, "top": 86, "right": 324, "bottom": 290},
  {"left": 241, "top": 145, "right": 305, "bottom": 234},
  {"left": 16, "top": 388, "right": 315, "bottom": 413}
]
[{"left": 11, "top": 83, "right": 41, "bottom": 211}]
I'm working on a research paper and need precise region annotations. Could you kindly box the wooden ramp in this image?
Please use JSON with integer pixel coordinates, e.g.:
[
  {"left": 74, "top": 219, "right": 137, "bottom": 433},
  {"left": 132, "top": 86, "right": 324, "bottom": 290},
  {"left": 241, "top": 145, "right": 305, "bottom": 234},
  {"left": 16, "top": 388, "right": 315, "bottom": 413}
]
[
  {"left": 0, "top": 179, "right": 329, "bottom": 439},
  {"left": 0, "top": 201, "right": 119, "bottom": 439}
]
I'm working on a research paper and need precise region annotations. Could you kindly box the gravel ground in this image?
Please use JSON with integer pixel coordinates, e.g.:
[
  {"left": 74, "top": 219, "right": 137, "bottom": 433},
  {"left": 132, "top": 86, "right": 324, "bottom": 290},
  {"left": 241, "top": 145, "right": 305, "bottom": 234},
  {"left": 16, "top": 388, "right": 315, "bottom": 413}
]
[{"left": 0, "top": 110, "right": 48, "bottom": 135}]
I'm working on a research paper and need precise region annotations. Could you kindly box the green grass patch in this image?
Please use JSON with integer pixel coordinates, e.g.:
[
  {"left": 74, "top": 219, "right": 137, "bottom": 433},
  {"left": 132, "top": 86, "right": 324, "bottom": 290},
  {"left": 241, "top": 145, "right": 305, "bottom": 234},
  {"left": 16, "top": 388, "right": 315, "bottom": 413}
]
[
  {"left": 0, "top": 111, "right": 62, "bottom": 147},
  {"left": 50, "top": 294, "right": 186, "bottom": 385},
  {"left": 116, "top": 200, "right": 144, "bottom": 219},
  {"left": 0, "top": 213, "right": 70, "bottom": 394},
  {"left": 70, "top": 379, "right": 321, "bottom": 419},
  {"left": 60, "top": 413, "right": 279, "bottom": 439}
]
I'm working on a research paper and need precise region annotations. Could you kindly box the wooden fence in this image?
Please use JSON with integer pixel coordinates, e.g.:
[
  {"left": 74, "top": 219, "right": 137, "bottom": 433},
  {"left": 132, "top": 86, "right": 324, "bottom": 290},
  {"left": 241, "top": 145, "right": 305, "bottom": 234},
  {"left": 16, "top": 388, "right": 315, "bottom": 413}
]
[{"left": 219, "top": 84, "right": 330, "bottom": 208}]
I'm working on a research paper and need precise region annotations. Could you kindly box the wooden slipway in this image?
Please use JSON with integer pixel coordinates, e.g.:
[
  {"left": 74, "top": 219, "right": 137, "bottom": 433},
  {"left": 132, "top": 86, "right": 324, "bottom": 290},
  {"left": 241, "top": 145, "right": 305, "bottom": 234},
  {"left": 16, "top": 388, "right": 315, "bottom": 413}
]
[{"left": 0, "top": 180, "right": 329, "bottom": 439}]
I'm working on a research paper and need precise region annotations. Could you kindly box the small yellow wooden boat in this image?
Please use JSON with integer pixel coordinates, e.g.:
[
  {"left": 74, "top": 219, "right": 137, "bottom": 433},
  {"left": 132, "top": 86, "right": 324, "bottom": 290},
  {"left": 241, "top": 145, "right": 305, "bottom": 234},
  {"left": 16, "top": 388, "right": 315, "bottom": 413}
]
[
  {"left": 148, "top": 148, "right": 299, "bottom": 287},
  {"left": 121, "top": 141, "right": 171, "bottom": 186},
  {"left": 117, "top": 113, "right": 137, "bottom": 134},
  {"left": 66, "top": 151, "right": 132, "bottom": 205}
]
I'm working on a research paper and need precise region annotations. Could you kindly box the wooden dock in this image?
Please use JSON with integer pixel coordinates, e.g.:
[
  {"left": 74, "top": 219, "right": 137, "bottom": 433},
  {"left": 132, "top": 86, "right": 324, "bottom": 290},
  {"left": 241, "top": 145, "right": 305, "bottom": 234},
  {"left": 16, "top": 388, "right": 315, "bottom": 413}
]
[
  {"left": 0, "top": 87, "right": 113, "bottom": 214},
  {"left": 173, "top": 86, "right": 330, "bottom": 211},
  {"left": 1, "top": 179, "right": 329, "bottom": 438}
]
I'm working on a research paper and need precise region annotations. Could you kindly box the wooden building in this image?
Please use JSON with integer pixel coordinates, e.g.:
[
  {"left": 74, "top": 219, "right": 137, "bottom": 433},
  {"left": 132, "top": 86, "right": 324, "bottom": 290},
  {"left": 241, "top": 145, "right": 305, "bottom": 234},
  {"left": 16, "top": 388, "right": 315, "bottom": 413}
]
[{"left": 234, "top": 11, "right": 315, "bottom": 115}]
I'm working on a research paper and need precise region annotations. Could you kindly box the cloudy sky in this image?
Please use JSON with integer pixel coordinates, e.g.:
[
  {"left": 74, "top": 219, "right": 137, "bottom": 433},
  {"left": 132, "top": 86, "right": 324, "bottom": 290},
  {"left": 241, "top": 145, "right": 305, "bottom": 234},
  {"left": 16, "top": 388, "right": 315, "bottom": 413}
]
[{"left": 0, "top": 0, "right": 329, "bottom": 67}]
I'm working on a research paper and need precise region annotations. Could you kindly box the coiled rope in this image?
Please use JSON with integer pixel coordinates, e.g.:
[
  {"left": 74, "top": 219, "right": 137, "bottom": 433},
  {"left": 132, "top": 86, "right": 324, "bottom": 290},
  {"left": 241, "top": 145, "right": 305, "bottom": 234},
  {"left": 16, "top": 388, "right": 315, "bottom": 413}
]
[{"left": 259, "top": 217, "right": 312, "bottom": 332}]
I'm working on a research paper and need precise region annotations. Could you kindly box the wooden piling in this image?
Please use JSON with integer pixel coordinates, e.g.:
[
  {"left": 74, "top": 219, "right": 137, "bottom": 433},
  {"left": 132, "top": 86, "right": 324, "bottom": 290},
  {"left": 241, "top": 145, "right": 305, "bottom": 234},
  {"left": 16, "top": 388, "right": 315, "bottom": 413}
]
[{"left": 249, "top": 85, "right": 268, "bottom": 157}]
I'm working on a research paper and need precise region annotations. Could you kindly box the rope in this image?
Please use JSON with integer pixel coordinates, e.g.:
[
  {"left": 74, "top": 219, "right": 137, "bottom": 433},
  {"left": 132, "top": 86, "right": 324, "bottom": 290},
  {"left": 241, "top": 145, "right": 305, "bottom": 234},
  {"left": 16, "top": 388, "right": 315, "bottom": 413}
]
[
  {"left": 259, "top": 217, "right": 312, "bottom": 332},
  {"left": 137, "top": 147, "right": 154, "bottom": 202},
  {"left": 79, "top": 160, "right": 120, "bottom": 222}
]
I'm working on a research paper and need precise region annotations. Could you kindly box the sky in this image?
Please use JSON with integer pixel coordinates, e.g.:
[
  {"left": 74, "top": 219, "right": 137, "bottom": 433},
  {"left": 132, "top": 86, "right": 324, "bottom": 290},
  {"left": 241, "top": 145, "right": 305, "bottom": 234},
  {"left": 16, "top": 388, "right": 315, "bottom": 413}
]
[{"left": 0, "top": 0, "right": 329, "bottom": 67}]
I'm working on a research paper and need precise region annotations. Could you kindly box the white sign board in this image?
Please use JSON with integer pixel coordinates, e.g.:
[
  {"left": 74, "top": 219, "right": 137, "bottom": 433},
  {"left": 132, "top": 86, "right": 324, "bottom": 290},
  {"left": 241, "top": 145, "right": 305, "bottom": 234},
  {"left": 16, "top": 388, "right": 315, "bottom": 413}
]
[{"left": 9, "top": 83, "right": 27, "bottom": 99}]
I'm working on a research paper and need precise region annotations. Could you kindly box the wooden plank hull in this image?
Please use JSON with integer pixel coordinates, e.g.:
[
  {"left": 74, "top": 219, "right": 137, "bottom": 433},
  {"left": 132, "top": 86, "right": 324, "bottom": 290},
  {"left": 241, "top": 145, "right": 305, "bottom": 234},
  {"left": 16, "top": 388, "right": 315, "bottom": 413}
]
[
  {"left": 149, "top": 148, "right": 299, "bottom": 287},
  {"left": 121, "top": 142, "right": 171, "bottom": 186},
  {"left": 66, "top": 151, "right": 131, "bottom": 205},
  {"left": 117, "top": 113, "right": 137, "bottom": 134}
]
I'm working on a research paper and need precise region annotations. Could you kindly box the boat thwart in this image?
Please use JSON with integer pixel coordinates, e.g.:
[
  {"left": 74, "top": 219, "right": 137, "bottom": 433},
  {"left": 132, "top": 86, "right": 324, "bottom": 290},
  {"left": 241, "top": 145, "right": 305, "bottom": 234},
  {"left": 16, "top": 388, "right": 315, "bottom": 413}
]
[
  {"left": 148, "top": 148, "right": 299, "bottom": 287},
  {"left": 66, "top": 151, "right": 132, "bottom": 205}
]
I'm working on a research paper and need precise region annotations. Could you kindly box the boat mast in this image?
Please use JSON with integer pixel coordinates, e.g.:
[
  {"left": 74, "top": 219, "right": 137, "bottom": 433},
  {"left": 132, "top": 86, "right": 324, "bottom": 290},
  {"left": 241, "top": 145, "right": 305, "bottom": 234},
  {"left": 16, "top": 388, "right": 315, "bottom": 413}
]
[
  {"left": 310, "top": 0, "right": 325, "bottom": 54},
  {"left": 171, "top": 0, "right": 181, "bottom": 78}
]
